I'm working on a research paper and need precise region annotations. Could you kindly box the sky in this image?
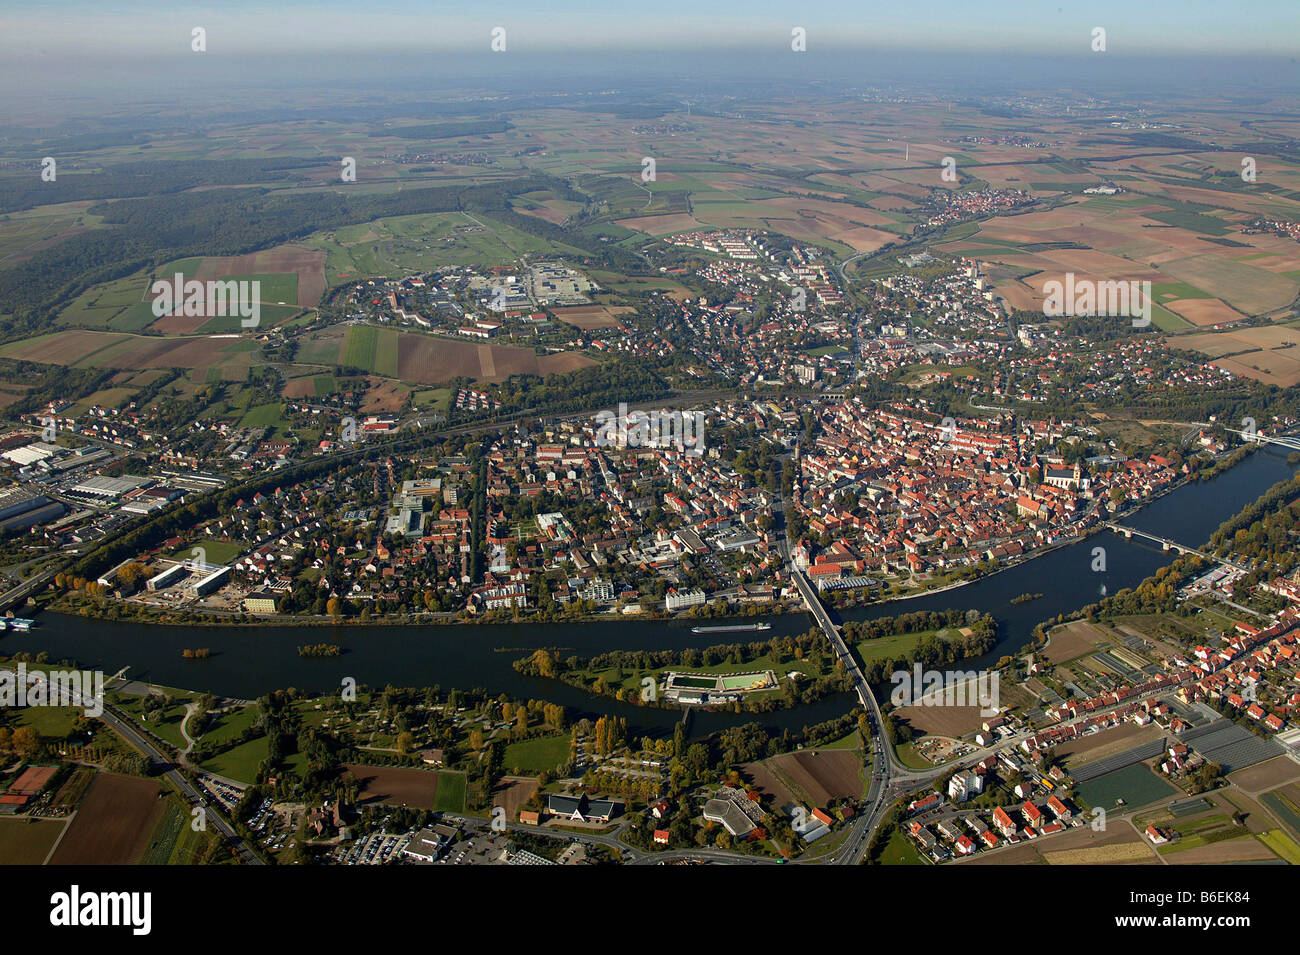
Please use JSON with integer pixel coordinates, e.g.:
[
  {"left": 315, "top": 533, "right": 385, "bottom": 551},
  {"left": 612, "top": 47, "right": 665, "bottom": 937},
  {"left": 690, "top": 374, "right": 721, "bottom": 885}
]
[
  {"left": 0, "top": 1, "right": 1296, "bottom": 111},
  {"left": 2, "top": 0, "right": 1298, "bottom": 58}
]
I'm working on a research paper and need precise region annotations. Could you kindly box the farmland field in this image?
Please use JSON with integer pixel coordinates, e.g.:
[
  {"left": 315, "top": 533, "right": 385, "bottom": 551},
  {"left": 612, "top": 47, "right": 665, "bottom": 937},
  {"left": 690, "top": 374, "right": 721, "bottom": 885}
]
[
  {"left": 307, "top": 213, "right": 585, "bottom": 283},
  {"left": 1075, "top": 761, "right": 1177, "bottom": 811},
  {"left": 0, "top": 818, "right": 65, "bottom": 865},
  {"left": 503, "top": 734, "right": 570, "bottom": 774},
  {"left": 48, "top": 772, "right": 167, "bottom": 865},
  {"left": 434, "top": 771, "right": 467, "bottom": 812},
  {"left": 0, "top": 330, "right": 259, "bottom": 379},
  {"left": 967, "top": 818, "right": 1156, "bottom": 865},
  {"left": 301, "top": 325, "right": 595, "bottom": 385},
  {"left": 492, "top": 776, "right": 539, "bottom": 821},
  {"left": 343, "top": 764, "right": 442, "bottom": 809},
  {"left": 551, "top": 304, "right": 630, "bottom": 329},
  {"left": 1043, "top": 620, "right": 1108, "bottom": 664},
  {"left": 743, "top": 748, "right": 863, "bottom": 809}
]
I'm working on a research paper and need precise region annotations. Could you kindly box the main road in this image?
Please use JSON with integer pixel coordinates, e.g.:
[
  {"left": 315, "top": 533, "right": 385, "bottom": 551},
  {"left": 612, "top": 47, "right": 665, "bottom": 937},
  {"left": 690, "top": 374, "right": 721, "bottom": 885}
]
[
  {"left": 85, "top": 678, "right": 264, "bottom": 865},
  {"left": 789, "top": 567, "right": 933, "bottom": 863},
  {"left": 773, "top": 451, "right": 923, "bottom": 864}
]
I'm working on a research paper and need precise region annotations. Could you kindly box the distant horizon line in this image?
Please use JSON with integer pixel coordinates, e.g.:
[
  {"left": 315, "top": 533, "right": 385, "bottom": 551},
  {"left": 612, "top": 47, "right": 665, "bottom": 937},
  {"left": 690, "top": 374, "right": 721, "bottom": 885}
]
[{"left": 4, "top": 46, "right": 1298, "bottom": 59}]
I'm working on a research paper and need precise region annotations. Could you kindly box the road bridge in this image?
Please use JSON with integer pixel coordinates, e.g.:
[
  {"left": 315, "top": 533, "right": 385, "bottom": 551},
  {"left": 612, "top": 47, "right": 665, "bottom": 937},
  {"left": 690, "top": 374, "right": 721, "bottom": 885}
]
[
  {"left": 1101, "top": 522, "right": 1247, "bottom": 571},
  {"left": 1216, "top": 427, "right": 1300, "bottom": 452}
]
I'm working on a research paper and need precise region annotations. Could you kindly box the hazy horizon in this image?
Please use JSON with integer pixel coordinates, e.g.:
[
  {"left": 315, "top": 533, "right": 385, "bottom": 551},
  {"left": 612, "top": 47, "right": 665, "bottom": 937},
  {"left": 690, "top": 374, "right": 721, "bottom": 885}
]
[
  {"left": 1, "top": 3, "right": 1297, "bottom": 127},
  {"left": 4, "top": 50, "right": 1298, "bottom": 125},
  {"left": 5, "top": 1, "right": 1299, "bottom": 57}
]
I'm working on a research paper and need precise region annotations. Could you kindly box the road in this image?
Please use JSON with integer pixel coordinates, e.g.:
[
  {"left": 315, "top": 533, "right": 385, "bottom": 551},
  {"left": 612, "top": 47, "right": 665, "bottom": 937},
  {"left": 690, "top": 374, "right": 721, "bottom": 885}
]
[
  {"left": 771, "top": 440, "right": 913, "bottom": 863},
  {"left": 88, "top": 679, "right": 263, "bottom": 865},
  {"left": 787, "top": 567, "right": 913, "bottom": 862},
  {"left": 448, "top": 810, "right": 782, "bottom": 865},
  {"left": 0, "top": 565, "right": 60, "bottom": 613}
]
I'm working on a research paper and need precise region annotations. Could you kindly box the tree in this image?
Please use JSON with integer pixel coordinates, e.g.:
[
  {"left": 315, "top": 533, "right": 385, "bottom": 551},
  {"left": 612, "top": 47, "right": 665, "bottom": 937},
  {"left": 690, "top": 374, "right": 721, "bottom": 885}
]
[
  {"left": 117, "top": 562, "right": 147, "bottom": 587},
  {"left": 11, "top": 726, "right": 41, "bottom": 758}
]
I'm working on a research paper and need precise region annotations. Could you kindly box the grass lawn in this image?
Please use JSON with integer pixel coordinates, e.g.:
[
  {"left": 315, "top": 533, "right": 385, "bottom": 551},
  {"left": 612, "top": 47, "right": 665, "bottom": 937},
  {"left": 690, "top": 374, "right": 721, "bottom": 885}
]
[
  {"left": 169, "top": 538, "right": 245, "bottom": 566},
  {"left": 877, "top": 826, "right": 925, "bottom": 865},
  {"left": 239, "top": 402, "right": 288, "bottom": 430},
  {"left": 853, "top": 628, "right": 950, "bottom": 666},
  {"left": 7, "top": 703, "right": 82, "bottom": 739},
  {"left": 434, "top": 771, "right": 467, "bottom": 812},
  {"left": 199, "top": 736, "right": 268, "bottom": 784},
  {"left": 817, "top": 731, "right": 863, "bottom": 751},
  {"left": 1258, "top": 829, "right": 1300, "bottom": 864},
  {"left": 0, "top": 817, "right": 65, "bottom": 864},
  {"left": 579, "top": 647, "right": 834, "bottom": 703},
  {"left": 198, "top": 705, "right": 261, "bottom": 747},
  {"left": 895, "top": 742, "right": 937, "bottom": 770},
  {"left": 414, "top": 387, "right": 452, "bottom": 413},
  {"left": 503, "top": 734, "right": 570, "bottom": 774},
  {"left": 111, "top": 692, "right": 193, "bottom": 750}
]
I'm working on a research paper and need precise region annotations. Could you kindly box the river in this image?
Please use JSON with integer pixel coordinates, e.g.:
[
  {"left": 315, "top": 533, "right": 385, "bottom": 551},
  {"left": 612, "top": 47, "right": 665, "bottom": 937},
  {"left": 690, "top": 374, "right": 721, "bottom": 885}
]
[{"left": 3, "top": 445, "right": 1294, "bottom": 736}]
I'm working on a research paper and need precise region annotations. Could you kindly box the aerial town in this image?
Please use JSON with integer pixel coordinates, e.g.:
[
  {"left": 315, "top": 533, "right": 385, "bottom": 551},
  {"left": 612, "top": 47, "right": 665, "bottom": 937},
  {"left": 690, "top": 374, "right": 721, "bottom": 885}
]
[{"left": 0, "top": 4, "right": 1294, "bottom": 936}]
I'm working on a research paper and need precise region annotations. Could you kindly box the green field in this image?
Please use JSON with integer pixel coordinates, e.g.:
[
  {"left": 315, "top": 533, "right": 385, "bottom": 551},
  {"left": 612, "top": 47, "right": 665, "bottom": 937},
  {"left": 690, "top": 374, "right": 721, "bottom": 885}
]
[
  {"left": 1157, "top": 821, "right": 1251, "bottom": 854},
  {"left": 0, "top": 204, "right": 105, "bottom": 265},
  {"left": 141, "top": 799, "right": 189, "bottom": 865},
  {"left": 198, "top": 736, "right": 267, "bottom": 784},
  {"left": 236, "top": 272, "right": 298, "bottom": 305},
  {"left": 1075, "top": 762, "right": 1176, "bottom": 811},
  {"left": 434, "top": 771, "right": 467, "bottom": 812},
  {"left": 5, "top": 702, "right": 81, "bottom": 739},
  {"left": 578, "top": 647, "right": 832, "bottom": 702},
  {"left": 239, "top": 402, "right": 287, "bottom": 428},
  {"left": 1149, "top": 302, "right": 1190, "bottom": 332},
  {"left": 1261, "top": 790, "right": 1300, "bottom": 836},
  {"left": 200, "top": 303, "right": 302, "bottom": 334},
  {"left": 503, "top": 734, "right": 570, "bottom": 774},
  {"left": 853, "top": 628, "right": 952, "bottom": 666},
  {"left": 56, "top": 272, "right": 152, "bottom": 330},
  {"left": 1258, "top": 829, "right": 1300, "bottom": 864},
  {"left": 197, "top": 704, "right": 261, "bottom": 748},
  {"left": 52, "top": 261, "right": 302, "bottom": 334},
  {"left": 876, "top": 826, "right": 925, "bottom": 865},
  {"left": 344, "top": 325, "right": 379, "bottom": 370},
  {"left": 340, "top": 325, "right": 401, "bottom": 377},
  {"left": 0, "top": 817, "right": 64, "bottom": 864},
  {"left": 110, "top": 691, "right": 193, "bottom": 751},
  {"left": 413, "top": 387, "right": 452, "bottom": 413},
  {"left": 1151, "top": 280, "right": 1212, "bottom": 301},
  {"left": 308, "top": 212, "right": 586, "bottom": 282},
  {"left": 168, "top": 538, "right": 245, "bottom": 566},
  {"left": 1145, "top": 208, "right": 1231, "bottom": 236}
]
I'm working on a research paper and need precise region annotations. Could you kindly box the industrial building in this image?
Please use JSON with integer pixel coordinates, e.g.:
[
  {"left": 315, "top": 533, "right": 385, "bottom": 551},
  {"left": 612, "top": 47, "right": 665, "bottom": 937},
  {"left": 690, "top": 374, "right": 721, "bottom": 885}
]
[{"left": 189, "top": 566, "right": 231, "bottom": 598}]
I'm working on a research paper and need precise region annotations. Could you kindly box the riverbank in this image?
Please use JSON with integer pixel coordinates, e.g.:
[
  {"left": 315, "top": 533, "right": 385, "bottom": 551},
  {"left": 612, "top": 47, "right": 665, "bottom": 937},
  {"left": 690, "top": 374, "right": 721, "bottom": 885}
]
[
  {"left": 849, "top": 450, "right": 1250, "bottom": 609},
  {"left": 33, "top": 447, "right": 1238, "bottom": 630},
  {"left": 3, "top": 446, "right": 1291, "bottom": 721},
  {"left": 41, "top": 596, "right": 802, "bottom": 630}
]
